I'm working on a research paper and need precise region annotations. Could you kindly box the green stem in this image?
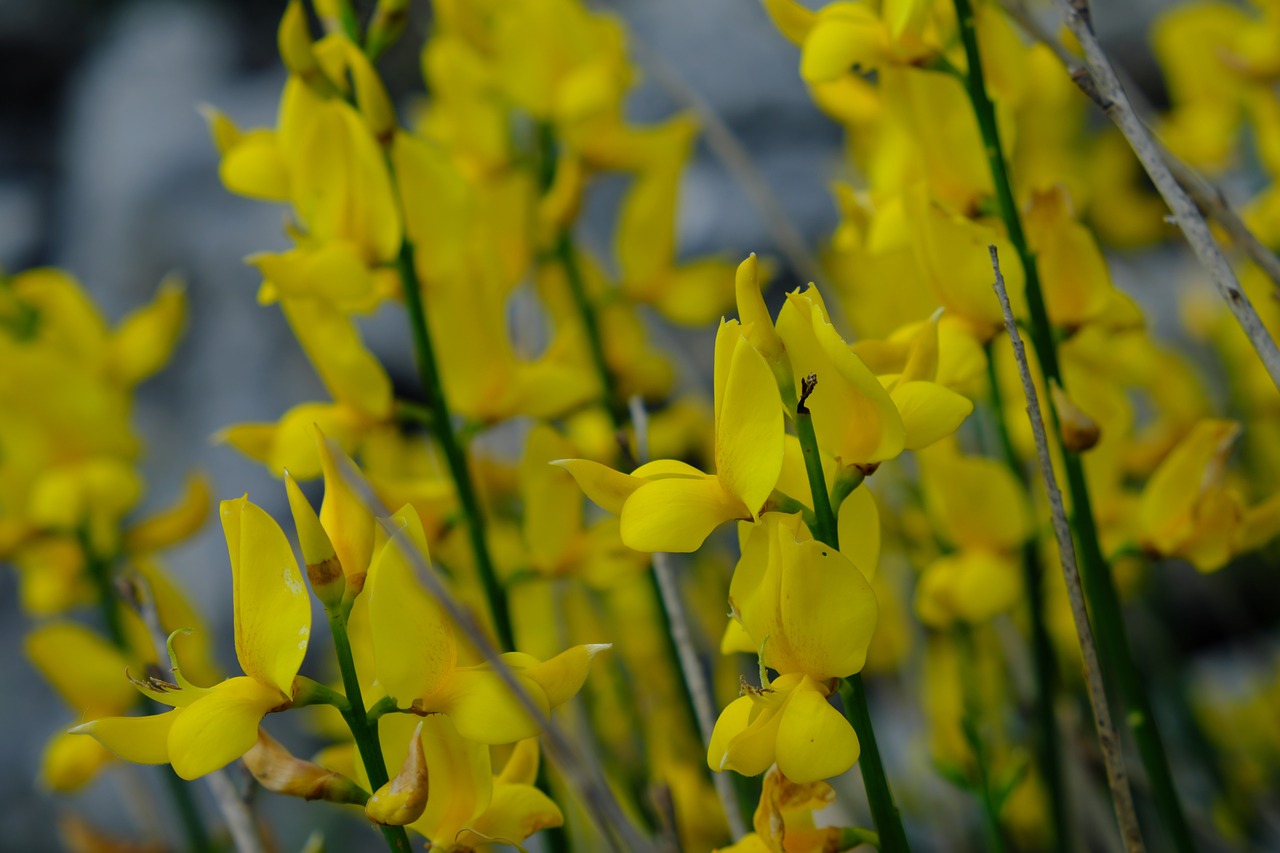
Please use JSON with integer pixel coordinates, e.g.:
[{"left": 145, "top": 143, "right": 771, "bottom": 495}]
[
  {"left": 955, "top": 627, "right": 1007, "bottom": 853},
  {"left": 795, "top": 397, "right": 910, "bottom": 852},
  {"left": 838, "top": 677, "right": 911, "bottom": 853},
  {"left": 83, "top": 541, "right": 214, "bottom": 853},
  {"left": 951, "top": 2, "right": 1195, "bottom": 849},
  {"left": 328, "top": 610, "right": 413, "bottom": 853},
  {"left": 984, "top": 348, "right": 1069, "bottom": 852},
  {"left": 395, "top": 241, "right": 516, "bottom": 653}
]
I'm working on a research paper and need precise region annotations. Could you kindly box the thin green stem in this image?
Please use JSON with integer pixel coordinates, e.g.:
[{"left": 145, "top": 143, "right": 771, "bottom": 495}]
[
  {"left": 327, "top": 610, "right": 412, "bottom": 853},
  {"left": 83, "top": 539, "right": 214, "bottom": 853},
  {"left": 984, "top": 347, "right": 1069, "bottom": 852},
  {"left": 838, "top": 677, "right": 911, "bottom": 853},
  {"left": 951, "top": 3, "right": 1195, "bottom": 849},
  {"left": 395, "top": 242, "right": 516, "bottom": 653},
  {"left": 955, "top": 627, "right": 1007, "bottom": 853},
  {"left": 795, "top": 387, "right": 909, "bottom": 852}
]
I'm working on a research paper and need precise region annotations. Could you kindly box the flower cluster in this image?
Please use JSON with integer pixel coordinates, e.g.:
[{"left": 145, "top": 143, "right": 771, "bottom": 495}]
[{"left": 6, "top": 0, "right": 1280, "bottom": 851}]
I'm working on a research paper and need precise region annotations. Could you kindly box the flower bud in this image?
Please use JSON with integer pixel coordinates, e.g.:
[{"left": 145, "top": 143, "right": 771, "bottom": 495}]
[
  {"left": 243, "top": 729, "right": 368, "bottom": 805},
  {"left": 1051, "top": 382, "right": 1101, "bottom": 452},
  {"left": 365, "top": 721, "right": 429, "bottom": 826},
  {"left": 285, "top": 472, "right": 345, "bottom": 610},
  {"left": 278, "top": 1, "right": 320, "bottom": 83}
]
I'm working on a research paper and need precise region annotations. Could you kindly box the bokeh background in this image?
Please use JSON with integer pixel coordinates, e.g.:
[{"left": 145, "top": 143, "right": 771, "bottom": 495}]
[{"left": 3, "top": 0, "right": 1274, "bottom": 850}]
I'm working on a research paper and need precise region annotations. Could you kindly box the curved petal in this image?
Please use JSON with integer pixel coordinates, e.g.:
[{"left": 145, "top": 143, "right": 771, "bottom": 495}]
[
  {"left": 773, "top": 538, "right": 878, "bottom": 680},
  {"left": 168, "top": 677, "right": 281, "bottom": 780},
  {"left": 221, "top": 497, "right": 311, "bottom": 695},
  {"left": 407, "top": 714, "right": 493, "bottom": 846},
  {"left": 281, "top": 297, "right": 393, "bottom": 420},
  {"left": 426, "top": 669, "right": 548, "bottom": 745},
  {"left": 619, "top": 475, "right": 746, "bottom": 553},
  {"left": 71, "top": 709, "right": 181, "bottom": 766},
  {"left": 463, "top": 782, "right": 564, "bottom": 848},
  {"left": 892, "top": 381, "right": 973, "bottom": 450},
  {"left": 716, "top": 333, "right": 785, "bottom": 516},
  {"left": 41, "top": 729, "right": 116, "bottom": 792},
  {"left": 722, "top": 699, "right": 785, "bottom": 778},
  {"left": 552, "top": 458, "right": 642, "bottom": 515},
  {"left": 708, "top": 695, "right": 756, "bottom": 773},
  {"left": 368, "top": 506, "right": 456, "bottom": 702},
  {"left": 837, "top": 486, "right": 880, "bottom": 581},
  {"left": 523, "top": 644, "right": 608, "bottom": 708},
  {"left": 775, "top": 679, "right": 859, "bottom": 783},
  {"left": 25, "top": 622, "right": 136, "bottom": 716}
]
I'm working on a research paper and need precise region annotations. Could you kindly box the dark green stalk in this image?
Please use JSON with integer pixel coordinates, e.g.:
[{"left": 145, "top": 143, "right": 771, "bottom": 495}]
[
  {"left": 984, "top": 347, "right": 1069, "bottom": 852},
  {"left": 83, "top": 541, "right": 213, "bottom": 853},
  {"left": 837, "top": 678, "right": 911, "bottom": 853},
  {"left": 951, "top": 2, "right": 1194, "bottom": 848},
  {"left": 795, "top": 384, "right": 910, "bottom": 853},
  {"left": 395, "top": 242, "right": 516, "bottom": 653},
  {"left": 327, "top": 610, "right": 412, "bottom": 853}
]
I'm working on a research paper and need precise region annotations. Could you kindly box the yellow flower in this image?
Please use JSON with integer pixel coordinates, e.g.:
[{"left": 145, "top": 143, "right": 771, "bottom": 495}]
[
  {"left": 366, "top": 505, "right": 606, "bottom": 744},
  {"left": 73, "top": 497, "right": 311, "bottom": 780},
  {"left": 914, "top": 440, "right": 1030, "bottom": 628},
  {"left": 557, "top": 318, "right": 784, "bottom": 552},
  {"left": 372, "top": 714, "right": 563, "bottom": 850},
  {"left": 1137, "top": 419, "right": 1280, "bottom": 572},
  {"left": 710, "top": 513, "right": 878, "bottom": 783}
]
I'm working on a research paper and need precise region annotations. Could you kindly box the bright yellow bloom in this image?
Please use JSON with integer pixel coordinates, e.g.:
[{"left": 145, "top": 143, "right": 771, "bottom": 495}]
[
  {"left": 373, "top": 714, "right": 562, "bottom": 850},
  {"left": 1137, "top": 419, "right": 1280, "bottom": 572},
  {"left": 73, "top": 497, "right": 311, "bottom": 780},
  {"left": 914, "top": 440, "right": 1030, "bottom": 627},
  {"left": 709, "top": 513, "right": 878, "bottom": 783},
  {"left": 366, "top": 505, "right": 605, "bottom": 744},
  {"left": 558, "top": 318, "right": 784, "bottom": 552}
]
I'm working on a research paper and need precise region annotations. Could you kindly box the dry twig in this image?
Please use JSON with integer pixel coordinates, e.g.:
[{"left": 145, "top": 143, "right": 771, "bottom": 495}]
[
  {"left": 1052, "top": 0, "right": 1280, "bottom": 390},
  {"left": 997, "top": 0, "right": 1280, "bottom": 295},
  {"left": 629, "top": 395, "right": 750, "bottom": 841},
  {"left": 329, "top": 442, "right": 656, "bottom": 853},
  {"left": 990, "top": 245, "right": 1145, "bottom": 853}
]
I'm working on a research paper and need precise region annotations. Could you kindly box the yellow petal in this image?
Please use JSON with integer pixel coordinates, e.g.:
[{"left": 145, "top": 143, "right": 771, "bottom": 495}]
[
  {"left": 801, "top": 5, "right": 889, "bottom": 82},
  {"left": 716, "top": 332, "right": 786, "bottom": 516},
  {"left": 551, "top": 458, "right": 641, "bottom": 516},
  {"left": 777, "top": 292, "right": 905, "bottom": 464},
  {"left": 427, "top": 668, "right": 547, "bottom": 745},
  {"left": 220, "top": 130, "right": 289, "bottom": 201},
  {"left": 919, "top": 443, "right": 1031, "bottom": 552},
  {"left": 463, "top": 782, "right": 564, "bottom": 849},
  {"left": 761, "top": 0, "right": 817, "bottom": 45},
  {"left": 221, "top": 497, "right": 311, "bottom": 695},
  {"left": 281, "top": 297, "right": 393, "bottom": 419},
  {"left": 521, "top": 425, "right": 583, "bottom": 567},
  {"left": 773, "top": 538, "right": 878, "bottom": 680},
  {"left": 316, "top": 431, "right": 377, "bottom": 586},
  {"left": 620, "top": 475, "right": 746, "bottom": 552},
  {"left": 775, "top": 679, "right": 859, "bottom": 783},
  {"left": 25, "top": 622, "right": 136, "bottom": 716},
  {"left": 523, "top": 644, "right": 609, "bottom": 708},
  {"left": 722, "top": 697, "right": 785, "bottom": 777},
  {"left": 71, "top": 709, "right": 180, "bottom": 766},
  {"left": 125, "top": 472, "right": 211, "bottom": 554},
  {"left": 41, "top": 730, "right": 116, "bottom": 792},
  {"left": 108, "top": 276, "right": 186, "bottom": 386},
  {"left": 168, "top": 677, "right": 283, "bottom": 780},
  {"left": 404, "top": 714, "right": 493, "bottom": 845},
  {"left": 837, "top": 486, "right": 880, "bottom": 580},
  {"left": 1138, "top": 420, "right": 1241, "bottom": 555},
  {"left": 708, "top": 695, "right": 761, "bottom": 774},
  {"left": 368, "top": 506, "right": 456, "bottom": 702},
  {"left": 892, "top": 381, "right": 973, "bottom": 450}
]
